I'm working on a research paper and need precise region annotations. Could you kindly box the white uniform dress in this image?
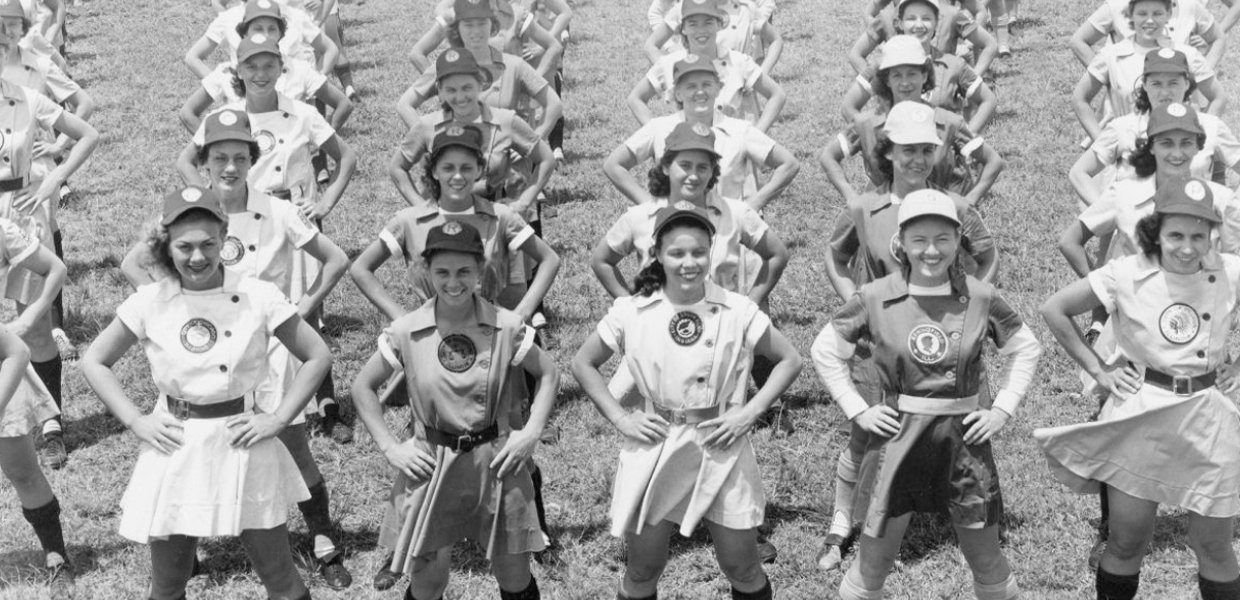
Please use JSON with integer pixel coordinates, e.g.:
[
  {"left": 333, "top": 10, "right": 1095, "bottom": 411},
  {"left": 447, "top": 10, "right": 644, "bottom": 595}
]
[
  {"left": 201, "top": 59, "right": 327, "bottom": 105},
  {"left": 599, "top": 282, "right": 770, "bottom": 536},
  {"left": 0, "top": 217, "right": 57, "bottom": 437},
  {"left": 646, "top": 48, "right": 763, "bottom": 124},
  {"left": 204, "top": 2, "right": 323, "bottom": 67},
  {"left": 1088, "top": 112, "right": 1240, "bottom": 184},
  {"left": 114, "top": 270, "right": 310, "bottom": 543},
  {"left": 1035, "top": 252, "right": 1240, "bottom": 517},
  {"left": 0, "top": 79, "right": 62, "bottom": 304}
]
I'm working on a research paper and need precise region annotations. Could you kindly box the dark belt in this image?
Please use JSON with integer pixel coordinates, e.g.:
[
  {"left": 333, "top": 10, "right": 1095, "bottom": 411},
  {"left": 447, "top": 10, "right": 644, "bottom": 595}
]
[
  {"left": 269, "top": 189, "right": 292, "bottom": 201},
  {"left": 1144, "top": 368, "right": 1217, "bottom": 396},
  {"left": 424, "top": 422, "right": 499, "bottom": 452},
  {"left": 166, "top": 396, "right": 246, "bottom": 420},
  {"left": 0, "top": 177, "right": 25, "bottom": 192},
  {"left": 651, "top": 403, "right": 719, "bottom": 426}
]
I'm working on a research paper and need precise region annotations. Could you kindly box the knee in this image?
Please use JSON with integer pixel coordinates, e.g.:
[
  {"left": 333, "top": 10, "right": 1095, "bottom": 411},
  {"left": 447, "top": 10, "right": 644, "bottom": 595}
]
[
  {"left": 5, "top": 460, "right": 41, "bottom": 492},
  {"left": 410, "top": 555, "right": 451, "bottom": 590},
  {"left": 717, "top": 555, "right": 765, "bottom": 588},
  {"left": 1190, "top": 533, "right": 1237, "bottom": 566},
  {"left": 1105, "top": 530, "right": 1149, "bottom": 562},
  {"left": 625, "top": 554, "right": 668, "bottom": 586}
]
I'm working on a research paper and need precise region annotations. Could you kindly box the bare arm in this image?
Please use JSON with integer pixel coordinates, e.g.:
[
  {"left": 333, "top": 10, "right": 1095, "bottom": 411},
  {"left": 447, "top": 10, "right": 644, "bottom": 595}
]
[
  {"left": 396, "top": 82, "right": 433, "bottom": 129},
  {"left": 1068, "top": 151, "right": 1106, "bottom": 207},
  {"left": 185, "top": 36, "right": 220, "bottom": 80},
  {"left": 757, "top": 22, "right": 783, "bottom": 75},
  {"left": 176, "top": 141, "right": 208, "bottom": 187},
  {"left": 295, "top": 233, "right": 349, "bottom": 318},
  {"left": 965, "top": 80, "right": 997, "bottom": 134},
  {"left": 1072, "top": 73, "right": 1105, "bottom": 142},
  {"left": 408, "top": 23, "right": 445, "bottom": 72},
  {"left": 1070, "top": 21, "right": 1103, "bottom": 67},
  {"left": 746, "top": 144, "right": 798, "bottom": 211},
  {"left": 966, "top": 26, "right": 998, "bottom": 76},
  {"left": 840, "top": 78, "right": 871, "bottom": 125},
  {"left": 962, "top": 142, "right": 1005, "bottom": 206},
  {"left": 627, "top": 77, "right": 657, "bottom": 127},
  {"left": 388, "top": 146, "right": 430, "bottom": 207},
  {"left": 314, "top": 82, "right": 353, "bottom": 131},
  {"left": 589, "top": 242, "right": 631, "bottom": 299},
  {"left": 602, "top": 144, "right": 655, "bottom": 206},
  {"left": 751, "top": 72, "right": 785, "bottom": 133},
  {"left": 349, "top": 239, "right": 405, "bottom": 321},
  {"left": 512, "top": 235, "right": 561, "bottom": 322},
  {"left": 818, "top": 137, "right": 861, "bottom": 207},
  {"left": 179, "top": 87, "right": 214, "bottom": 135},
  {"left": 745, "top": 230, "right": 788, "bottom": 305},
  {"left": 1058, "top": 220, "right": 1097, "bottom": 278},
  {"left": 644, "top": 24, "right": 673, "bottom": 65},
  {"left": 311, "top": 135, "right": 356, "bottom": 218},
  {"left": 847, "top": 29, "right": 878, "bottom": 75}
]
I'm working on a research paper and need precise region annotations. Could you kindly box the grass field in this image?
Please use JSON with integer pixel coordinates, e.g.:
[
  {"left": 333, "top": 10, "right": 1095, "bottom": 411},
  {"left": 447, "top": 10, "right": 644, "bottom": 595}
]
[{"left": 0, "top": 0, "right": 1237, "bottom": 598}]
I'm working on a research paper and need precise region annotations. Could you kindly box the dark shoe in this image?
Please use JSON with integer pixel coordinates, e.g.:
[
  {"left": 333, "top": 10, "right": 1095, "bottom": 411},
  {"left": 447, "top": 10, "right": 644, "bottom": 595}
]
[
  {"left": 372, "top": 558, "right": 401, "bottom": 591},
  {"left": 318, "top": 553, "right": 353, "bottom": 590},
  {"left": 756, "top": 534, "right": 777, "bottom": 564},
  {"left": 40, "top": 433, "right": 68, "bottom": 470},
  {"left": 46, "top": 559, "right": 75, "bottom": 595},
  {"left": 755, "top": 406, "right": 795, "bottom": 437},
  {"left": 322, "top": 410, "right": 354, "bottom": 444}
]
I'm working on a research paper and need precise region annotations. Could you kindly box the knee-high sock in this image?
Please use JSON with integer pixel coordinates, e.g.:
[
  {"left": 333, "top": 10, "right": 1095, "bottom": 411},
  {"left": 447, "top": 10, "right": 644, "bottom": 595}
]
[
  {"left": 830, "top": 451, "right": 861, "bottom": 538},
  {"left": 1200, "top": 574, "right": 1240, "bottom": 600},
  {"left": 1096, "top": 567, "right": 1139, "bottom": 600},
  {"left": 500, "top": 575, "right": 540, "bottom": 600},
  {"left": 297, "top": 481, "right": 336, "bottom": 559},
  {"left": 22, "top": 497, "right": 67, "bottom": 560}
]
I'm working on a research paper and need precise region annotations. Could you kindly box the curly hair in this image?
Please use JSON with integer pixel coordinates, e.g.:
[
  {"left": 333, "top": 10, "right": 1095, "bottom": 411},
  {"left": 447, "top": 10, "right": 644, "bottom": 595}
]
[
  {"left": 1135, "top": 212, "right": 1164, "bottom": 257},
  {"left": 873, "top": 136, "right": 895, "bottom": 182},
  {"left": 647, "top": 149, "right": 722, "bottom": 197},
  {"left": 421, "top": 144, "right": 487, "bottom": 200},
  {"left": 632, "top": 215, "right": 714, "bottom": 297},
  {"left": 446, "top": 18, "right": 500, "bottom": 47},
  {"left": 234, "top": 15, "right": 288, "bottom": 39},
  {"left": 1132, "top": 75, "right": 1196, "bottom": 114},
  {"left": 142, "top": 211, "right": 229, "bottom": 282},
  {"left": 1128, "top": 131, "right": 1206, "bottom": 178},
  {"left": 872, "top": 63, "right": 936, "bottom": 105},
  {"left": 229, "top": 55, "right": 285, "bottom": 98}
]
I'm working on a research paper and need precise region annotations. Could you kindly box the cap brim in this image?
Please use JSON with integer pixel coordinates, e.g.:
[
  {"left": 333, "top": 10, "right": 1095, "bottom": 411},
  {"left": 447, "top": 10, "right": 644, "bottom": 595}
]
[
  {"left": 899, "top": 208, "right": 960, "bottom": 226},
  {"left": 886, "top": 132, "right": 942, "bottom": 146},
  {"left": 161, "top": 205, "right": 227, "bottom": 226}
]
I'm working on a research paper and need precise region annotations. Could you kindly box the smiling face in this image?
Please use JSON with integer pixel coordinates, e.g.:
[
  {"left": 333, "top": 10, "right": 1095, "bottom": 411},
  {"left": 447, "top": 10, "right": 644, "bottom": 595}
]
[
  {"left": 1129, "top": 0, "right": 1170, "bottom": 45},
  {"left": 1158, "top": 214, "right": 1213, "bottom": 274},
  {"left": 237, "top": 53, "right": 282, "bottom": 95},
  {"left": 885, "top": 65, "right": 928, "bottom": 103},
  {"left": 1142, "top": 72, "right": 1191, "bottom": 109},
  {"left": 437, "top": 73, "right": 483, "bottom": 117},
  {"left": 456, "top": 17, "right": 493, "bottom": 48},
  {"left": 432, "top": 147, "right": 482, "bottom": 204},
  {"left": 427, "top": 250, "right": 482, "bottom": 307},
  {"left": 898, "top": 2, "right": 938, "bottom": 43},
  {"left": 1151, "top": 130, "right": 1200, "bottom": 180},
  {"left": 204, "top": 141, "right": 252, "bottom": 196},
  {"left": 673, "top": 72, "right": 722, "bottom": 116},
  {"left": 900, "top": 215, "right": 960, "bottom": 286},
  {"left": 681, "top": 14, "right": 722, "bottom": 51},
  {"left": 243, "top": 16, "right": 283, "bottom": 41},
  {"left": 887, "top": 141, "right": 937, "bottom": 188},
  {"left": 664, "top": 149, "right": 716, "bottom": 202},
  {"left": 657, "top": 224, "right": 712, "bottom": 294},
  {"left": 168, "top": 213, "right": 227, "bottom": 291},
  {"left": 0, "top": 15, "right": 24, "bottom": 48}
]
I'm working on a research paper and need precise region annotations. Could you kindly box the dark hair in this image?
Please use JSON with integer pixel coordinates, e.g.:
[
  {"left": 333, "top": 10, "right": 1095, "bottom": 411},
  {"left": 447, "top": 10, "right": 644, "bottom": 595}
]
[
  {"left": 1127, "top": 131, "right": 1207, "bottom": 178},
  {"left": 646, "top": 149, "right": 722, "bottom": 197},
  {"left": 1135, "top": 212, "right": 1164, "bottom": 256},
  {"left": 229, "top": 55, "right": 285, "bottom": 98},
  {"left": 234, "top": 15, "right": 288, "bottom": 39},
  {"left": 144, "top": 211, "right": 228, "bottom": 281},
  {"left": 446, "top": 18, "right": 500, "bottom": 46},
  {"left": 893, "top": 216, "right": 975, "bottom": 277},
  {"left": 197, "top": 139, "right": 261, "bottom": 166},
  {"left": 872, "top": 63, "right": 936, "bottom": 105},
  {"left": 421, "top": 144, "right": 487, "bottom": 199},
  {"left": 632, "top": 215, "right": 714, "bottom": 297},
  {"left": 873, "top": 136, "right": 895, "bottom": 182},
  {"left": 1133, "top": 75, "right": 1196, "bottom": 113}
]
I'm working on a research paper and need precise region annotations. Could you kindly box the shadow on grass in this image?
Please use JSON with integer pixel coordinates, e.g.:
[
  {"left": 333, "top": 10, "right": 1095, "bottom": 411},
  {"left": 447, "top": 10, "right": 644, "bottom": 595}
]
[
  {"left": 63, "top": 303, "right": 118, "bottom": 346},
  {"left": 0, "top": 540, "right": 128, "bottom": 586},
  {"left": 323, "top": 314, "right": 366, "bottom": 339},
  {"left": 66, "top": 254, "right": 120, "bottom": 280},
  {"left": 65, "top": 408, "right": 128, "bottom": 453}
]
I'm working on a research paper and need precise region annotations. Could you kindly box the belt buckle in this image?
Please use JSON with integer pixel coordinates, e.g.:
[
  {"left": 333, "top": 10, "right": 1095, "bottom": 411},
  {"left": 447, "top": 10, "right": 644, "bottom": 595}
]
[
  {"left": 170, "top": 399, "right": 191, "bottom": 421},
  {"left": 454, "top": 433, "right": 476, "bottom": 453},
  {"left": 1173, "top": 375, "right": 1193, "bottom": 396},
  {"left": 668, "top": 409, "right": 688, "bottom": 426}
]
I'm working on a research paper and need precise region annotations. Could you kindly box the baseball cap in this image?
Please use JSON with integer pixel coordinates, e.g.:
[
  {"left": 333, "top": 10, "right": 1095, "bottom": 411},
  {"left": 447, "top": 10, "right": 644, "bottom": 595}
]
[
  {"left": 431, "top": 123, "right": 484, "bottom": 155},
  {"left": 673, "top": 54, "right": 719, "bottom": 83},
  {"left": 1154, "top": 178, "right": 1220, "bottom": 223},
  {"left": 202, "top": 109, "right": 254, "bottom": 147},
  {"left": 681, "top": 0, "right": 725, "bottom": 21},
  {"left": 1147, "top": 102, "right": 1203, "bottom": 137},
  {"left": 236, "top": 33, "right": 282, "bottom": 63},
  {"left": 422, "top": 220, "right": 485, "bottom": 259},
  {"left": 884, "top": 101, "right": 941, "bottom": 146},
  {"left": 240, "top": 0, "right": 282, "bottom": 30},
  {"left": 879, "top": 35, "right": 929, "bottom": 70},
  {"left": 162, "top": 185, "right": 227, "bottom": 226},
  {"left": 653, "top": 200, "right": 717, "bottom": 238},
  {"left": 898, "top": 0, "right": 940, "bottom": 14},
  {"left": 1144, "top": 47, "right": 1191, "bottom": 76},
  {"left": 435, "top": 48, "right": 491, "bottom": 86},
  {"left": 453, "top": 0, "right": 495, "bottom": 22},
  {"left": 0, "top": 0, "right": 27, "bottom": 20},
  {"left": 663, "top": 121, "right": 720, "bottom": 157},
  {"left": 897, "top": 189, "right": 960, "bottom": 226}
]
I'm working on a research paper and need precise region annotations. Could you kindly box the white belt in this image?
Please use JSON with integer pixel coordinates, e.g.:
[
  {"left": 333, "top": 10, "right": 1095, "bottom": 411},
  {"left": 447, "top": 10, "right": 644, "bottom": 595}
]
[{"left": 897, "top": 394, "right": 979, "bottom": 416}]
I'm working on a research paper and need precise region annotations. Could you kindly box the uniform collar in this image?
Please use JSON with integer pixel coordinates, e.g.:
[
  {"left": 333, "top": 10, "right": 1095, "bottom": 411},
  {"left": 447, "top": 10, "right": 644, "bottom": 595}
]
[
  {"left": 866, "top": 183, "right": 896, "bottom": 215},
  {"left": 405, "top": 294, "right": 499, "bottom": 333},
  {"left": 878, "top": 265, "right": 970, "bottom": 302},
  {"left": 1133, "top": 250, "right": 1225, "bottom": 280},
  {"left": 242, "top": 186, "right": 274, "bottom": 217},
  {"left": 17, "top": 50, "right": 40, "bottom": 72},
  {"left": 155, "top": 267, "right": 243, "bottom": 300},
  {"left": 0, "top": 78, "right": 26, "bottom": 102},
  {"left": 411, "top": 195, "right": 497, "bottom": 221},
  {"left": 631, "top": 281, "right": 729, "bottom": 309}
]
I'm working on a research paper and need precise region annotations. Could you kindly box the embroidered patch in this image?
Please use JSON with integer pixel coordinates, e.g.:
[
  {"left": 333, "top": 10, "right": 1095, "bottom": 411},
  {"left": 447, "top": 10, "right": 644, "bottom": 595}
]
[
  {"left": 257, "top": 0, "right": 272, "bottom": 9},
  {"left": 445, "top": 49, "right": 460, "bottom": 62},
  {"left": 673, "top": 200, "right": 697, "bottom": 210},
  {"left": 442, "top": 220, "right": 463, "bottom": 235},
  {"left": 1159, "top": 303, "right": 1200, "bottom": 344},
  {"left": 221, "top": 235, "right": 245, "bottom": 266},
  {"left": 438, "top": 334, "right": 477, "bottom": 372},
  {"left": 910, "top": 106, "right": 931, "bottom": 122},
  {"left": 218, "top": 110, "right": 238, "bottom": 126},
  {"left": 907, "top": 323, "right": 948, "bottom": 365},
  {"left": 1158, "top": 48, "right": 1176, "bottom": 59},
  {"left": 180, "top": 318, "right": 218, "bottom": 353},
  {"left": 182, "top": 188, "right": 202, "bottom": 203},
  {"left": 1185, "top": 180, "right": 1206, "bottom": 201},
  {"left": 254, "top": 130, "right": 276, "bottom": 155},
  {"left": 684, "top": 53, "right": 700, "bottom": 63},
  {"left": 1167, "top": 102, "right": 1187, "bottom": 118},
  {"left": 249, "top": 33, "right": 269, "bottom": 45},
  {"left": 692, "top": 122, "right": 711, "bottom": 136},
  {"left": 446, "top": 123, "right": 465, "bottom": 136},
  {"left": 669, "top": 311, "right": 703, "bottom": 346}
]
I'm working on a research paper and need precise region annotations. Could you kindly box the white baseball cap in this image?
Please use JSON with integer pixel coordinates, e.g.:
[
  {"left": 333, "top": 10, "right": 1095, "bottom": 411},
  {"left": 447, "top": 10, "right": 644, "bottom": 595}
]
[
  {"left": 883, "top": 101, "right": 941, "bottom": 146},
  {"left": 879, "top": 35, "right": 928, "bottom": 70},
  {"left": 898, "top": 189, "right": 960, "bottom": 226}
]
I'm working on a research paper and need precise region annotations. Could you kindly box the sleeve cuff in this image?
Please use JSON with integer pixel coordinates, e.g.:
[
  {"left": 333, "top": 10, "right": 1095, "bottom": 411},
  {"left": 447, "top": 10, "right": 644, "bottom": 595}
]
[
  {"left": 836, "top": 391, "right": 870, "bottom": 420},
  {"left": 991, "top": 390, "right": 1022, "bottom": 416},
  {"left": 379, "top": 229, "right": 402, "bottom": 257},
  {"left": 961, "top": 136, "right": 984, "bottom": 158},
  {"left": 509, "top": 226, "right": 535, "bottom": 252}
]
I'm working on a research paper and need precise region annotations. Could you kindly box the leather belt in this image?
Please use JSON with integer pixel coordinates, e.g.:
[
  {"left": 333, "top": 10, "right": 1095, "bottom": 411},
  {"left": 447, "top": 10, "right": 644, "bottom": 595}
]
[
  {"left": 652, "top": 403, "right": 719, "bottom": 425},
  {"left": 424, "top": 422, "right": 499, "bottom": 452},
  {"left": 165, "top": 396, "right": 246, "bottom": 420},
  {"left": 1144, "top": 368, "right": 1216, "bottom": 397},
  {"left": 0, "top": 177, "right": 26, "bottom": 192}
]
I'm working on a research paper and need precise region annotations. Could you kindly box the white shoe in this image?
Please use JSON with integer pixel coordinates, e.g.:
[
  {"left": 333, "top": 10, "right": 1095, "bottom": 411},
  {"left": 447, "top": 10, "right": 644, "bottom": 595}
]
[
  {"left": 344, "top": 85, "right": 359, "bottom": 101},
  {"left": 52, "top": 328, "right": 77, "bottom": 360},
  {"left": 553, "top": 147, "right": 565, "bottom": 163}
]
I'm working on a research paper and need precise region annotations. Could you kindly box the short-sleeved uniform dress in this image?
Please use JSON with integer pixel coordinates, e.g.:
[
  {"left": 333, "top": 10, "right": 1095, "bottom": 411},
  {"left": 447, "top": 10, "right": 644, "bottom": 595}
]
[
  {"left": 658, "top": 0, "right": 776, "bottom": 63},
  {"left": 205, "top": 1, "right": 322, "bottom": 66},
  {"left": 0, "top": 217, "right": 58, "bottom": 437},
  {"left": 1086, "top": 40, "right": 1214, "bottom": 121},
  {"left": 376, "top": 297, "right": 544, "bottom": 572},
  {"left": 1088, "top": 111, "right": 1240, "bottom": 185},
  {"left": 200, "top": 58, "right": 327, "bottom": 105},
  {"left": 622, "top": 112, "right": 776, "bottom": 204},
  {"left": 867, "top": 2, "right": 978, "bottom": 59},
  {"left": 0, "top": 79, "right": 62, "bottom": 305},
  {"left": 410, "top": 47, "right": 550, "bottom": 138},
  {"left": 646, "top": 48, "right": 764, "bottom": 124},
  {"left": 856, "top": 45, "right": 984, "bottom": 118},
  {"left": 113, "top": 270, "right": 310, "bottom": 543},
  {"left": 599, "top": 282, "right": 771, "bottom": 537},
  {"left": 1086, "top": 0, "right": 1215, "bottom": 45},
  {"left": 829, "top": 270, "right": 1027, "bottom": 537},
  {"left": 1035, "top": 251, "right": 1240, "bottom": 518},
  {"left": 839, "top": 106, "right": 983, "bottom": 196}
]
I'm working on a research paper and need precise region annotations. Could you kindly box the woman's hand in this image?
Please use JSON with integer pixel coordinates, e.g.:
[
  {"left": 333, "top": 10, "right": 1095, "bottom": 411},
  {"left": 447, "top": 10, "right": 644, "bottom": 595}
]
[
  {"left": 612, "top": 411, "right": 669, "bottom": 444},
  {"left": 300, "top": 198, "right": 332, "bottom": 222},
  {"left": 853, "top": 405, "right": 900, "bottom": 437},
  {"left": 699, "top": 405, "right": 758, "bottom": 450},
  {"left": 491, "top": 427, "right": 539, "bottom": 478},
  {"left": 130, "top": 412, "right": 185, "bottom": 454},
  {"left": 962, "top": 408, "right": 1010, "bottom": 445},
  {"left": 32, "top": 140, "right": 66, "bottom": 161},
  {"left": 1217, "top": 360, "right": 1240, "bottom": 395},
  {"left": 384, "top": 439, "right": 437, "bottom": 483},
  {"left": 7, "top": 313, "right": 35, "bottom": 339},
  {"left": 12, "top": 178, "right": 60, "bottom": 213},
  {"left": 226, "top": 412, "right": 287, "bottom": 448},
  {"left": 1091, "top": 361, "right": 1140, "bottom": 400}
]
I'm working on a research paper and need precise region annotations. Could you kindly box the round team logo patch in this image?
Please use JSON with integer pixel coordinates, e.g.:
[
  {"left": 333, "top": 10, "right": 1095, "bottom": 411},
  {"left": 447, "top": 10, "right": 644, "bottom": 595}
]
[
  {"left": 910, "top": 106, "right": 931, "bottom": 122},
  {"left": 221, "top": 235, "right": 245, "bottom": 266},
  {"left": 444, "top": 49, "right": 460, "bottom": 62},
  {"left": 673, "top": 200, "right": 697, "bottom": 210},
  {"left": 1159, "top": 303, "right": 1200, "bottom": 344},
  {"left": 442, "top": 220, "right": 463, "bottom": 235},
  {"left": 254, "top": 130, "right": 276, "bottom": 155},
  {"left": 438, "top": 334, "right": 477, "bottom": 372},
  {"left": 889, "top": 232, "right": 902, "bottom": 261},
  {"left": 1185, "top": 180, "right": 1206, "bottom": 201},
  {"left": 684, "top": 53, "right": 700, "bottom": 63},
  {"left": 1167, "top": 102, "right": 1188, "bottom": 118},
  {"left": 1158, "top": 48, "right": 1176, "bottom": 59},
  {"left": 669, "top": 311, "right": 703, "bottom": 346},
  {"left": 692, "top": 122, "right": 711, "bottom": 137},
  {"left": 249, "top": 33, "right": 269, "bottom": 45},
  {"left": 180, "top": 318, "right": 218, "bottom": 353},
  {"left": 446, "top": 123, "right": 465, "bottom": 136},
  {"left": 908, "top": 323, "right": 948, "bottom": 365},
  {"left": 257, "top": 0, "right": 272, "bottom": 8},
  {"left": 218, "top": 111, "right": 238, "bottom": 126},
  {"left": 182, "top": 187, "right": 202, "bottom": 203}
]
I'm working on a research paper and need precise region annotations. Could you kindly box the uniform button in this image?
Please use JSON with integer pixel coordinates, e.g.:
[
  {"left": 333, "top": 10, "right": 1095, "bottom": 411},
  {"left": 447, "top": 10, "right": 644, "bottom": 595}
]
[
  {"left": 254, "top": 213, "right": 262, "bottom": 220},
  {"left": 282, "top": 112, "right": 289, "bottom": 118},
  {"left": 482, "top": 329, "right": 492, "bottom": 336},
  {"left": 711, "top": 306, "right": 719, "bottom": 314},
  {"left": 1197, "top": 350, "right": 1206, "bottom": 358},
  {"left": 4, "top": 128, "right": 10, "bottom": 134},
  {"left": 3, "top": 157, "right": 9, "bottom": 163},
  {"left": 278, "top": 139, "right": 284, "bottom": 144},
  {"left": 274, "top": 166, "right": 282, "bottom": 172},
  {"left": 705, "top": 340, "right": 714, "bottom": 347},
  {"left": 1209, "top": 275, "right": 1217, "bottom": 283},
  {"left": 224, "top": 330, "right": 232, "bottom": 337},
  {"left": 478, "top": 359, "right": 490, "bottom": 368},
  {"left": 231, "top": 295, "right": 240, "bottom": 303},
  {"left": 219, "top": 365, "right": 228, "bottom": 372},
  {"left": 472, "top": 393, "right": 485, "bottom": 403},
  {"left": 697, "top": 376, "right": 705, "bottom": 383},
  {"left": 958, "top": 296, "right": 967, "bottom": 304},
  {"left": 248, "top": 245, "right": 256, "bottom": 251},
  {"left": 946, "top": 370, "right": 955, "bottom": 379},
  {"left": 949, "top": 331, "right": 960, "bottom": 340},
  {"left": 1203, "top": 313, "right": 1211, "bottom": 321},
  {"left": 7, "top": 101, "right": 13, "bottom": 106}
]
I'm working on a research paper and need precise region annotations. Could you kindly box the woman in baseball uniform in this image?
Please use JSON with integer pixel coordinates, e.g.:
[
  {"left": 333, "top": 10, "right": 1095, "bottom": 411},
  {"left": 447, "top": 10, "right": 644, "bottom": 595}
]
[
  {"left": 1037, "top": 179, "right": 1240, "bottom": 600},
  {"left": 628, "top": 0, "right": 785, "bottom": 132},
  {"left": 352, "top": 220, "right": 558, "bottom": 600},
  {"left": 573, "top": 203, "right": 801, "bottom": 600},
  {"left": 81, "top": 185, "right": 331, "bottom": 600},
  {"left": 643, "top": 0, "right": 783, "bottom": 76},
  {"left": 124, "top": 109, "right": 356, "bottom": 590},
  {"left": 813, "top": 190, "right": 1040, "bottom": 600},
  {"left": 815, "top": 101, "right": 999, "bottom": 572},
  {"left": 185, "top": 0, "right": 338, "bottom": 82},
  {"left": 417, "top": 0, "right": 566, "bottom": 78},
  {"left": 1070, "top": 0, "right": 1231, "bottom": 68},
  {"left": 849, "top": 0, "right": 998, "bottom": 83}
]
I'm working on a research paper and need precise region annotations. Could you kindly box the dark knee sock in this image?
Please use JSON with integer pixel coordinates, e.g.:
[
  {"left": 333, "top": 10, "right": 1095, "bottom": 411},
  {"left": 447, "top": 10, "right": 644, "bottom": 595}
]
[
  {"left": 405, "top": 587, "right": 441, "bottom": 600},
  {"left": 33, "top": 357, "right": 63, "bottom": 411},
  {"left": 500, "top": 575, "right": 539, "bottom": 600},
  {"left": 1200, "top": 574, "right": 1240, "bottom": 600},
  {"left": 298, "top": 481, "right": 335, "bottom": 541},
  {"left": 1098, "top": 486, "right": 1109, "bottom": 538},
  {"left": 149, "top": 536, "right": 196, "bottom": 600},
  {"left": 617, "top": 592, "right": 657, "bottom": 600},
  {"left": 531, "top": 465, "right": 550, "bottom": 537},
  {"left": 1096, "top": 567, "right": 1139, "bottom": 600},
  {"left": 22, "top": 497, "right": 67, "bottom": 559},
  {"left": 51, "top": 229, "right": 64, "bottom": 325},
  {"left": 732, "top": 577, "right": 772, "bottom": 600},
  {"left": 335, "top": 63, "right": 354, "bottom": 88}
]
